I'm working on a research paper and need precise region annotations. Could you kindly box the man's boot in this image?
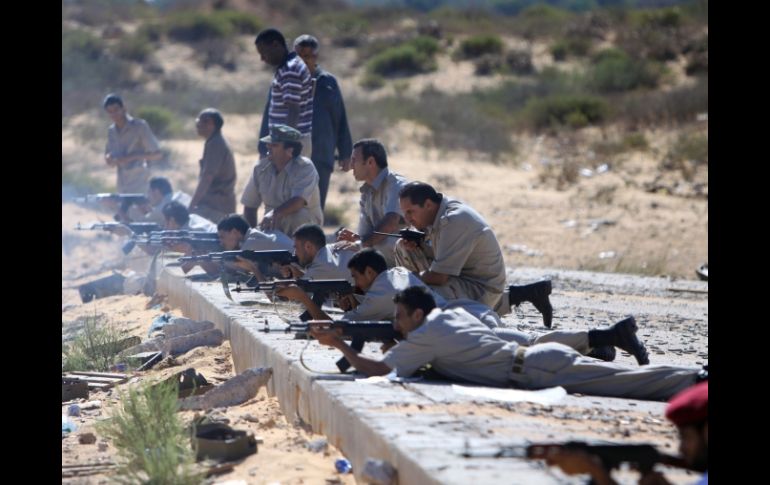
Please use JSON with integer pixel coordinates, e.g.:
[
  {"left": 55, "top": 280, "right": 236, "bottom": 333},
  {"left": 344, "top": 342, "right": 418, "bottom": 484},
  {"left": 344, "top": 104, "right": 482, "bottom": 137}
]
[
  {"left": 587, "top": 316, "right": 650, "bottom": 365},
  {"left": 586, "top": 346, "right": 616, "bottom": 362},
  {"left": 509, "top": 280, "right": 553, "bottom": 328}
]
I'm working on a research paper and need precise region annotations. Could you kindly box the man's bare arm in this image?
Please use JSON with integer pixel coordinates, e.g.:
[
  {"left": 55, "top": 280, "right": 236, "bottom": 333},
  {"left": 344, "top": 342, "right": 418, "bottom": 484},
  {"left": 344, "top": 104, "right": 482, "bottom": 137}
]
[
  {"left": 362, "top": 212, "right": 401, "bottom": 247},
  {"left": 420, "top": 270, "right": 450, "bottom": 286}
]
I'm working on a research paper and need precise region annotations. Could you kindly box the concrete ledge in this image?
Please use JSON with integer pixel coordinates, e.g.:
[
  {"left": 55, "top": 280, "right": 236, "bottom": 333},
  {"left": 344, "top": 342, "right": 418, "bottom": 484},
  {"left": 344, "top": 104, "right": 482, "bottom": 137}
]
[{"left": 158, "top": 264, "right": 701, "bottom": 484}]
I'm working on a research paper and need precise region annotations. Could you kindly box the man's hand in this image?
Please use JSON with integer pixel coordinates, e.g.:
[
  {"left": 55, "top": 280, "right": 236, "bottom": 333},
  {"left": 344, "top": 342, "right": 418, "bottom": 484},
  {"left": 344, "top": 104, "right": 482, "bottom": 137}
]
[
  {"left": 397, "top": 238, "right": 420, "bottom": 252},
  {"left": 338, "top": 158, "right": 352, "bottom": 172},
  {"left": 338, "top": 294, "right": 359, "bottom": 312},
  {"left": 544, "top": 449, "right": 616, "bottom": 485},
  {"left": 231, "top": 256, "right": 261, "bottom": 276},
  {"left": 336, "top": 228, "right": 361, "bottom": 243},
  {"left": 274, "top": 285, "right": 307, "bottom": 302},
  {"left": 380, "top": 339, "right": 397, "bottom": 353},
  {"left": 260, "top": 210, "right": 277, "bottom": 231},
  {"left": 333, "top": 240, "right": 361, "bottom": 253},
  {"left": 308, "top": 323, "right": 344, "bottom": 348}
]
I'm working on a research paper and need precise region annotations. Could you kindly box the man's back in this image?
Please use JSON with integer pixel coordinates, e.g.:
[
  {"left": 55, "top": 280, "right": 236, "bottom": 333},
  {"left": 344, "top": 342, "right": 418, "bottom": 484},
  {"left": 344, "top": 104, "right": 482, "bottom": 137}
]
[
  {"left": 383, "top": 307, "right": 515, "bottom": 386},
  {"left": 310, "top": 68, "right": 351, "bottom": 166}
]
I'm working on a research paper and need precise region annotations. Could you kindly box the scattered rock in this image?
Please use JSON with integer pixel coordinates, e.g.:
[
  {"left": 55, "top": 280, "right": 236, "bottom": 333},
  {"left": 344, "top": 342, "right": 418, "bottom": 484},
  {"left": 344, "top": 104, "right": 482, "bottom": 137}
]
[{"left": 79, "top": 432, "right": 97, "bottom": 445}]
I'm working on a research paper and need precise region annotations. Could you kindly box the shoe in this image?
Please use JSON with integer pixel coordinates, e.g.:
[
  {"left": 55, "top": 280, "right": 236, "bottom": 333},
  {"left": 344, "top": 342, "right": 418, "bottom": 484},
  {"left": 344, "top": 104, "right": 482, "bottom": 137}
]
[
  {"left": 586, "top": 345, "right": 616, "bottom": 362},
  {"left": 509, "top": 280, "right": 553, "bottom": 328},
  {"left": 610, "top": 316, "right": 650, "bottom": 366}
]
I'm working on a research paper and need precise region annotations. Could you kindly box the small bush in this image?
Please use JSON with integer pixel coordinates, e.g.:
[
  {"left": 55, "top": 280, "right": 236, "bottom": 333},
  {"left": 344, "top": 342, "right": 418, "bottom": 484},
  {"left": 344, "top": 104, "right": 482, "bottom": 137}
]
[
  {"left": 114, "top": 34, "right": 153, "bottom": 63},
  {"left": 62, "top": 29, "right": 104, "bottom": 61},
  {"left": 525, "top": 95, "right": 609, "bottom": 130},
  {"left": 550, "top": 37, "right": 592, "bottom": 61},
  {"left": 409, "top": 35, "right": 441, "bottom": 56},
  {"left": 474, "top": 54, "right": 502, "bottom": 76},
  {"left": 455, "top": 34, "right": 503, "bottom": 60},
  {"left": 589, "top": 49, "right": 662, "bottom": 93},
  {"left": 97, "top": 379, "right": 201, "bottom": 484},
  {"left": 614, "top": 77, "right": 708, "bottom": 125},
  {"left": 215, "top": 10, "right": 262, "bottom": 34},
  {"left": 62, "top": 315, "right": 125, "bottom": 372},
  {"left": 513, "top": 4, "right": 571, "bottom": 40},
  {"left": 166, "top": 11, "right": 233, "bottom": 42},
  {"left": 360, "top": 73, "right": 386, "bottom": 90},
  {"left": 592, "top": 132, "right": 649, "bottom": 157},
  {"left": 135, "top": 106, "right": 182, "bottom": 138},
  {"left": 504, "top": 49, "right": 534, "bottom": 75},
  {"left": 366, "top": 45, "right": 436, "bottom": 77}
]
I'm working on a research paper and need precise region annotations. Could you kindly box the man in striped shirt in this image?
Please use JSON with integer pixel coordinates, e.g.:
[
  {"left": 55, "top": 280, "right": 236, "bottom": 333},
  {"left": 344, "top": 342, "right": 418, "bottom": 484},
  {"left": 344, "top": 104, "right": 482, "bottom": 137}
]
[
  {"left": 244, "top": 28, "right": 314, "bottom": 228},
  {"left": 255, "top": 28, "right": 313, "bottom": 147}
]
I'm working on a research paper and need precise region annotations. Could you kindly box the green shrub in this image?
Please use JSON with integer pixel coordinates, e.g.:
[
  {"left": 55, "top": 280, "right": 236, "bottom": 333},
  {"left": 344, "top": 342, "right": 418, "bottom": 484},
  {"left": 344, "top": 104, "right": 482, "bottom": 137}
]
[
  {"left": 589, "top": 49, "right": 661, "bottom": 93},
  {"left": 455, "top": 34, "right": 503, "bottom": 59},
  {"left": 215, "top": 10, "right": 262, "bottom": 34},
  {"left": 550, "top": 37, "right": 592, "bottom": 61},
  {"left": 135, "top": 106, "right": 182, "bottom": 138},
  {"left": 62, "top": 29, "right": 104, "bottom": 61},
  {"left": 62, "top": 315, "right": 125, "bottom": 372},
  {"left": 97, "top": 379, "right": 201, "bottom": 484},
  {"left": 166, "top": 11, "right": 233, "bottom": 42},
  {"left": 614, "top": 77, "right": 707, "bottom": 125},
  {"left": 525, "top": 94, "right": 608, "bottom": 130},
  {"left": 360, "top": 72, "right": 386, "bottom": 90},
  {"left": 409, "top": 35, "right": 441, "bottom": 56},
  {"left": 367, "top": 45, "right": 436, "bottom": 77},
  {"left": 513, "top": 4, "right": 571, "bottom": 40},
  {"left": 114, "top": 34, "right": 153, "bottom": 63}
]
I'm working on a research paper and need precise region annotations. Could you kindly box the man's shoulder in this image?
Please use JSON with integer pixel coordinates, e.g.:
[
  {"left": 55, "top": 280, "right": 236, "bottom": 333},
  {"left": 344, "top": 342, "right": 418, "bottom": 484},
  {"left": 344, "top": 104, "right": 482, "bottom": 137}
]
[
  {"left": 440, "top": 198, "right": 479, "bottom": 225},
  {"left": 386, "top": 170, "right": 410, "bottom": 187},
  {"left": 290, "top": 156, "right": 317, "bottom": 172}
]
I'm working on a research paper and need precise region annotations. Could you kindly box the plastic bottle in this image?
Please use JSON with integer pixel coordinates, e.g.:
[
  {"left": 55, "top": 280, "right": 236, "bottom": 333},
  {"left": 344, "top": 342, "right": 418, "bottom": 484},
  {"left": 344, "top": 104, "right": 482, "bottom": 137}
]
[{"left": 335, "top": 458, "right": 353, "bottom": 474}]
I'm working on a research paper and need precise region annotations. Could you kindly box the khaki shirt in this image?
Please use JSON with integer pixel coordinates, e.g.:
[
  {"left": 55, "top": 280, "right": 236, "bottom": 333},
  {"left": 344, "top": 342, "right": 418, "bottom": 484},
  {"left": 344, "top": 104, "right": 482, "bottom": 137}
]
[
  {"left": 343, "top": 267, "right": 445, "bottom": 322},
  {"left": 241, "top": 156, "right": 322, "bottom": 225},
  {"left": 427, "top": 196, "right": 506, "bottom": 298},
  {"left": 105, "top": 115, "right": 159, "bottom": 193},
  {"left": 198, "top": 131, "right": 236, "bottom": 214},
  {"left": 302, "top": 245, "right": 355, "bottom": 283},
  {"left": 383, "top": 307, "right": 516, "bottom": 387},
  {"left": 358, "top": 168, "right": 409, "bottom": 237},
  {"left": 241, "top": 228, "right": 294, "bottom": 251}
]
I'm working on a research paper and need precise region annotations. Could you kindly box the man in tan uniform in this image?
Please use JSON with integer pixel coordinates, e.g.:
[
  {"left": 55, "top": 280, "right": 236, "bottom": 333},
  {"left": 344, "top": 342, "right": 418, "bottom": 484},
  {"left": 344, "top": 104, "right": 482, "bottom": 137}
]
[
  {"left": 103, "top": 93, "right": 162, "bottom": 193},
  {"left": 336, "top": 139, "right": 409, "bottom": 267},
  {"left": 240, "top": 124, "right": 323, "bottom": 236},
  {"left": 311, "top": 287, "right": 699, "bottom": 401},
  {"left": 395, "top": 181, "right": 553, "bottom": 327},
  {"left": 189, "top": 108, "right": 237, "bottom": 224}
]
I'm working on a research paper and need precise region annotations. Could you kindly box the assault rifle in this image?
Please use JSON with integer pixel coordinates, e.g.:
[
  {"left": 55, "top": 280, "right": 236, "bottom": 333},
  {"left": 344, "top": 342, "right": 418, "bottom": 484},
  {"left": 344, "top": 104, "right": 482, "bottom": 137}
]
[
  {"left": 125, "top": 233, "right": 222, "bottom": 255},
  {"left": 177, "top": 249, "right": 294, "bottom": 265},
  {"left": 76, "top": 221, "right": 161, "bottom": 236},
  {"left": 71, "top": 193, "right": 149, "bottom": 206},
  {"left": 260, "top": 320, "right": 401, "bottom": 373},
  {"left": 234, "top": 278, "right": 354, "bottom": 324},
  {"left": 462, "top": 441, "right": 688, "bottom": 480},
  {"left": 373, "top": 229, "right": 425, "bottom": 244}
]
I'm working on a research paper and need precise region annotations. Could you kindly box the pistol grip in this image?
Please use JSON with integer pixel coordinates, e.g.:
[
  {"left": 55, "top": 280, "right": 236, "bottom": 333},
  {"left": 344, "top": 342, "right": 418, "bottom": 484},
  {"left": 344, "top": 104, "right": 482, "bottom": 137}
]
[{"left": 336, "top": 337, "right": 364, "bottom": 373}]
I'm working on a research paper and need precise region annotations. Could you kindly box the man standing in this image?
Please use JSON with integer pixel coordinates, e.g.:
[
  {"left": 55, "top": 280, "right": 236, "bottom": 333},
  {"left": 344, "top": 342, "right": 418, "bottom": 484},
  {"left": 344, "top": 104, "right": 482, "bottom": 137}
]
[
  {"left": 243, "top": 28, "right": 314, "bottom": 227},
  {"left": 336, "top": 139, "right": 409, "bottom": 267},
  {"left": 243, "top": 124, "right": 323, "bottom": 236},
  {"left": 189, "top": 108, "right": 237, "bottom": 224},
  {"left": 103, "top": 93, "right": 162, "bottom": 193},
  {"left": 293, "top": 34, "right": 353, "bottom": 209}
]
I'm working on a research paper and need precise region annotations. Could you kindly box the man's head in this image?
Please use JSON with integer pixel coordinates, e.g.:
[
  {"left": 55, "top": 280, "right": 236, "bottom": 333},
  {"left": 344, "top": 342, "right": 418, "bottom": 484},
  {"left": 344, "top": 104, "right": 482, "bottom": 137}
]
[
  {"left": 666, "top": 381, "right": 708, "bottom": 472},
  {"left": 398, "top": 182, "right": 442, "bottom": 231},
  {"left": 347, "top": 248, "right": 387, "bottom": 292},
  {"left": 103, "top": 93, "right": 126, "bottom": 124},
  {"left": 196, "top": 108, "right": 224, "bottom": 139},
  {"left": 292, "top": 224, "right": 326, "bottom": 266},
  {"left": 255, "top": 28, "right": 288, "bottom": 67},
  {"left": 293, "top": 34, "right": 319, "bottom": 73},
  {"left": 393, "top": 286, "right": 436, "bottom": 335},
  {"left": 148, "top": 176, "right": 172, "bottom": 205},
  {"left": 216, "top": 214, "right": 250, "bottom": 250},
  {"left": 351, "top": 139, "right": 387, "bottom": 183},
  {"left": 260, "top": 124, "right": 303, "bottom": 164},
  {"left": 162, "top": 201, "right": 189, "bottom": 230}
]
